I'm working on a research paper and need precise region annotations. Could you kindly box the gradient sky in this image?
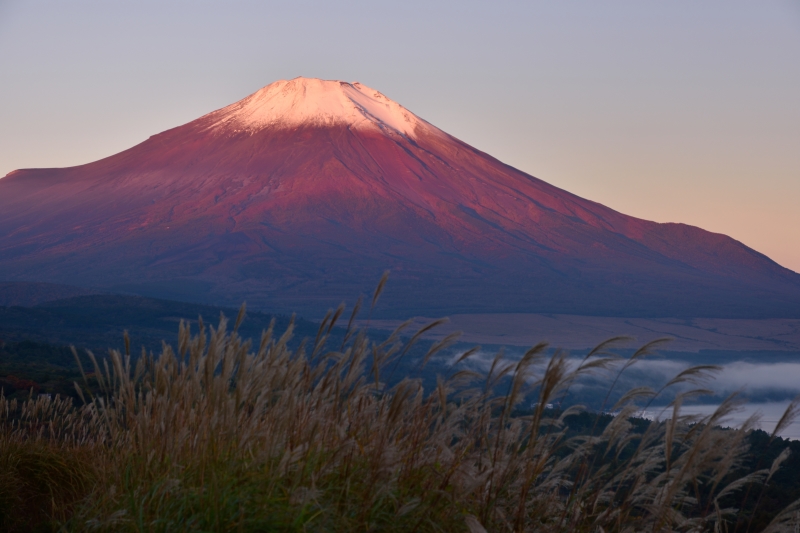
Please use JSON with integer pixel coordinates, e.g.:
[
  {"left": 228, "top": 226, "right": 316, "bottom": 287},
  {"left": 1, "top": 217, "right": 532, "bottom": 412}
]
[{"left": 1, "top": 0, "right": 798, "bottom": 271}]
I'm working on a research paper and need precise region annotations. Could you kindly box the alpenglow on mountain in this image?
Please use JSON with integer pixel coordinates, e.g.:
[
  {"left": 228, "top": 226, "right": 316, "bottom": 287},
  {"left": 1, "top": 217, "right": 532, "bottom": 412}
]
[{"left": 1, "top": 77, "right": 799, "bottom": 317}]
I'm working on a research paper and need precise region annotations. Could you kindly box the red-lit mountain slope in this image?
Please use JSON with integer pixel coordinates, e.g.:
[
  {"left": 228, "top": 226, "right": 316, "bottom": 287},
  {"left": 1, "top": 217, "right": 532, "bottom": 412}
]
[{"left": 1, "top": 77, "right": 798, "bottom": 317}]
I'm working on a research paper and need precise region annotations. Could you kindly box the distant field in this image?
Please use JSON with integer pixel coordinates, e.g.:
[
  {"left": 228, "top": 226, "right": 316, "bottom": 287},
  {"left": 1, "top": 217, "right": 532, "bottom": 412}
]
[{"left": 365, "top": 314, "right": 800, "bottom": 352}]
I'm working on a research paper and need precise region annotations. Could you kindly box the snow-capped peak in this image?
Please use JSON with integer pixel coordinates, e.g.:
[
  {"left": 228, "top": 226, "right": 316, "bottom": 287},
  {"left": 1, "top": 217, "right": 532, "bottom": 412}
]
[{"left": 206, "top": 77, "right": 426, "bottom": 138}]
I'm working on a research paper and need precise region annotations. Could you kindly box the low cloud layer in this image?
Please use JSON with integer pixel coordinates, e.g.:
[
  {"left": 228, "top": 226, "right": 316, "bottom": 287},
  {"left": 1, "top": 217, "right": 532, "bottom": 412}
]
[{"left": 446, "top": 349, "right": 800, "bottom": 406}]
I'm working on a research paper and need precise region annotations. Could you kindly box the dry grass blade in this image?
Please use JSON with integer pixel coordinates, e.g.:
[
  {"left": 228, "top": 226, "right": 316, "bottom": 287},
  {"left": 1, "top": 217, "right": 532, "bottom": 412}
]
[
  {"left": 664, "top": 364, "right": 722, "bottom": 388},
  {"left": 371, "top": 270, "right": 390, "bottom": 310},
  {"left": 233, "top": 302, "right": 247, "bottom": 333},
  {"left": 421, "top": 330, "right": 463, "bottom": 368},
  {"left": 612, "top": 386, "right": 656, "bottom": 411},
  {"left": 767, "top": 448, "right": 792, "bottom": 484},
  {"left": 586, "top": 335, "right": 634, "bottom": 358},
  {"left": 341, "top": 295, "right": 364, "bottom": 349},
  {"left": 327, "top": 302, "right": 345, "bottom": 334},
  {"left": 770, "top": 395, "right": 800, "bottom": 442},
  {"left": 454, "top": 345, "right": 482, "bottom": 366}
]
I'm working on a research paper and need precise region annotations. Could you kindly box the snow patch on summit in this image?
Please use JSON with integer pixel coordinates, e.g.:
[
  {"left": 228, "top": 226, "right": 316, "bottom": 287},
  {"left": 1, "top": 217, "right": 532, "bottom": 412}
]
[{"left": 206, "top": 77, "right": 428, "bottom": 138}]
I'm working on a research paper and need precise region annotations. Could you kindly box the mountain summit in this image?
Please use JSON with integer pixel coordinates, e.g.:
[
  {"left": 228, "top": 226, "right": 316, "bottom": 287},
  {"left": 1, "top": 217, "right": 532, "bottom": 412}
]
[
  {"left": 205, "top": 78, "right": 428, "bottom": 137},
  {"left": 1, "top": 77, "right": 798, "bottom": 317}
]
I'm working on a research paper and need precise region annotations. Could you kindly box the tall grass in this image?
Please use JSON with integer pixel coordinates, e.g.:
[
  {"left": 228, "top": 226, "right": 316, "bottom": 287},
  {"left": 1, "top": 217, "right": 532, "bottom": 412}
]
[{"left": 1, "top": 301, "right": 799, "bottom": 531}]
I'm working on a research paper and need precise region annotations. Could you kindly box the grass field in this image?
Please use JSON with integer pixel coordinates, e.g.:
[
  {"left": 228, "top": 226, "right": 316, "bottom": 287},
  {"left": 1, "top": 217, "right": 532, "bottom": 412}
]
[{"left": 2, "top": 297, "right": 800, "bottom": 532}]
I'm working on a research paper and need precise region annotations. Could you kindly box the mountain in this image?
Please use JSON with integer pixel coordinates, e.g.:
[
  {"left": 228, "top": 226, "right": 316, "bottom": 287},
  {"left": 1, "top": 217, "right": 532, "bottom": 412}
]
[
  {"left": 0, "top": 293, "right": 321, "bottom": 354},
  {"left": 1, "top": 77, "right": 798, "bottom": 318},
  {"left": 0, "top": 281, "right": 100, "bottom": 307}
]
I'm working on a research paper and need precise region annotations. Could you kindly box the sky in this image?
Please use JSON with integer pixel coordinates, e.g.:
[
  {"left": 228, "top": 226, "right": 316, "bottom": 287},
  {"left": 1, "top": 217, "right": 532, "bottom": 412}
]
[{"left": 1, "top": 0, "right": 798, "bottom": 272}]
